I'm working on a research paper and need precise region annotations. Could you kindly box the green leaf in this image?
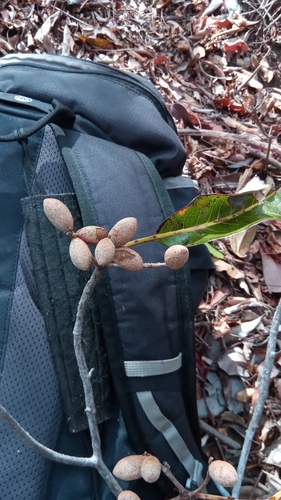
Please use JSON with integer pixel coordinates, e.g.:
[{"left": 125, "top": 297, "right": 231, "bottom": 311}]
[
  {"left": 155, "top": 189, "right": 281, "bottom": 247},
  {"left": 205, "top": 243, "right": 225, "bottom": 259}
]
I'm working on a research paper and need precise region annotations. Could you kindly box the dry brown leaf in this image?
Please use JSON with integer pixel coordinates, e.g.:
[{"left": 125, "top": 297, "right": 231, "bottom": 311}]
[
  {"left": 156, "top": 0, "right": 171, "bottom": 8},
  {"left": 77, "top": 33, "right": 115, "bottom": 50},
  {"left": 34, "top": 11, "right": 60, "bottom": 43},
  {"left": 213, "top": 258, "right": 244, "bottom": 279},
  {"left": 215, "top": 96, "right": 249, "bottom": 115},
  {"left": 213, "top": 318, "right": 231, "bottom": 338},
  {"left": 236, "top": 388, "right": 255, "bottom": 403},
  {"left": 224, "top": 38, "right": 250, "bottom": 54},
  {"left": 193, "top": 45, "right": 205, "bottom": 59},
  {"left": 229, "top": 227, "right": 257, "bottom": 258},
  {"left": 260, "top": 252, "right": 281, "bottom": 293},
  {"left": 0, "top": 35, "right": 13, "bottom": 53}
]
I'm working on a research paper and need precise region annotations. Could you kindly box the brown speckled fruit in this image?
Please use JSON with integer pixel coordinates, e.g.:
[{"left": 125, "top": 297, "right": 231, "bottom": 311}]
[
  {"left": 208, "top": 460, "right": 238, "bottom": 487},
  {"left": 43, "top": 198, "right": 74, "bottom": 233},
  {"left": 140, "top": 456, "right": 161, "bottom": 483},
  {"left": 95, "top": 237, "right": 116, "bottom": 267},
  {"left": 117, "top": 491, "right": 141, "bottom": 500},
  {"left": 76, "top": 226, "right": 108, "bottom": 245},
  {"left": 113, "top": 455, "right": 145, "bottom": 481},
  {"left": 108, "top": 218, "right": 138, "bottom": 247},
  {"left": 113, "top": 247, "right": 143, "bottom": 271},
  {"left": 164, "top": 245, "right": 189, "bottom": 270},
  {"left": 69, "top": 238, "right": 93, "bottom": 271}
]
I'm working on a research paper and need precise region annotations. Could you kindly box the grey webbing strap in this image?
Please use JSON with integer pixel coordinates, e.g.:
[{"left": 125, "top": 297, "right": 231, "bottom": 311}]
[
  {"left": 136, "top": 391, "right": 204, "bottom": 486},
  {"left": 124, "top": 353, "right": 182, "bottom": 377}
]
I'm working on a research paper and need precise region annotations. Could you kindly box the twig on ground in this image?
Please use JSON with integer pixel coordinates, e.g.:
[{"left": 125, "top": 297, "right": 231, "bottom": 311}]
[
  {"left": 199, "top": 419, "right": 241, "bottom": 450},
  {"left": 232, "top": 298, "right": 281, "bottom": 498},
  {"left": 249, "top": 149, "right": 281, "bottom": 171},
  {"left": 236, "top": 48, "right": 270, "bottom": 92},
  {"left": 177, "top": 128, "right": 281, "bottom": 157}
]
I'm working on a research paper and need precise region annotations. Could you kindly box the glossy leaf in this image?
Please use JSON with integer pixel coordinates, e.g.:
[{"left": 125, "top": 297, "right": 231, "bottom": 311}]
[{"left": 155, "top": 189, "right": 281, "bottom": 247}]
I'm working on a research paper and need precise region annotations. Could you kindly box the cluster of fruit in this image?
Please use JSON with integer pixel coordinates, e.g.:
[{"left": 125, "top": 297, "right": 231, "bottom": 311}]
[
  {"left": 112, "top": 455, "right": 238, "bottom": 500},
  {"left": 43, "top": 198, "right": 190, "bottom": 272}
]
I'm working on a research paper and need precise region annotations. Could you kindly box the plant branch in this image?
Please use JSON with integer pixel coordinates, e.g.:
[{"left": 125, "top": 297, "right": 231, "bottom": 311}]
[
  {"left": 0, "top": 404, "right": 97, "bottom": 467},
  {"left": 72, "top": 266, "right": 122, "bottom": 497},
  {"left": 161, "top": 461, "right": 211, "bottom": 499},
  {"left": 72, "top": 267, "right": 103, "bottom": 455},
  {"left": 232, "top": 298, "right": 281, "bottom": 498},
  {"left": 109, "top": 262, "right": 167, "bottom": 268},
  {"left": 161, "top": 461, "right": 187, "bottom": 494}
]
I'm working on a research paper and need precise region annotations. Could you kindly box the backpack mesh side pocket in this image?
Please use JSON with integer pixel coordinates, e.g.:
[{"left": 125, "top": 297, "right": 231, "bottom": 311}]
[{"left": 22, "top": 194, "right": 113, "bottom": 432}]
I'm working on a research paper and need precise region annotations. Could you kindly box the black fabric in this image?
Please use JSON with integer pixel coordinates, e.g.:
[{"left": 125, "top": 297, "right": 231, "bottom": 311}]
[
  {"left": 0, "top": 113, "right": 42, "bottom": 375},
  {"left": 0, "top": 54, "right": 186, "bottom": 177},
  {"left": 45, "top": 417, "right": 95, "bottom": 500},
  {"left": 22, "top": 194, "right": 113, "bottom": 432}
]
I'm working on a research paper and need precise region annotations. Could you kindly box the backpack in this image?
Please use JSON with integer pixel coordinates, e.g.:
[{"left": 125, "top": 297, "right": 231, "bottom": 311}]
[{"left": 0, "top": 53, "right": 216, "bottom": 500}]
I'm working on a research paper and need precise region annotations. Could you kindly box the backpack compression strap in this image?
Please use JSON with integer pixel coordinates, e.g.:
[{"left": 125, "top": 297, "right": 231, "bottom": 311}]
[{"left": 51, "top": 124, "right": 206, "bottom": 494}]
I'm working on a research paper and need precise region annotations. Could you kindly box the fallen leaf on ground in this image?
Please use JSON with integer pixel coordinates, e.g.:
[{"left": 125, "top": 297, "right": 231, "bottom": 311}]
[
  {"left": 261, "top": 252, "right": 281, "bottom": 293},
  {"left": 214, "top": 258, "right": 244, "bottom": 279},
  {"left": 224, "top": 38, "right": 250, "bottom": 54},
  {"left": 230, "top": 227, "right": 257, "bottom": 257}
]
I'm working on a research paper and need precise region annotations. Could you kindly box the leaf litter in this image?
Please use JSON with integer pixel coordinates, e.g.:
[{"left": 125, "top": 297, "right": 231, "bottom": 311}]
[{"left": 1, "top": 0, "right": 281, "bottom": 496}]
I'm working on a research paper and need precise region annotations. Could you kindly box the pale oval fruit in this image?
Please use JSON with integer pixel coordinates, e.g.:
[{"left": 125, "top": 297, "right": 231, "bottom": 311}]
[
  {"left": 164, "top": 245, "right": 189, "bottom": 270},
  {"left": 114, "top": 247, "right": 143, "bottom": 272},
  {"left": 69, "top": 238, "right": 94, "bottom": 271},
  {"left": 95, "top": 237, "right": 116, "bottom": 267},
  {"left": 117, "top": 491, "right": 141, "bottom": 500},
  {"left": 140, "top": 456, "right": 161, "bottom": 483},
  {"left": 76, "top": 226, "right": 108, "bottom": 245},
  {"left": 43, "top": 198, "right": 74, "bottom": 233},
  {"left": 208, "top": 460, "right": 238, "bottom": 487},
  {"left": 113, "top": 455, "right": 145, "bottom": 481},
  {"left": 108, "top": 217, "right": 138, "bottom": 247}
]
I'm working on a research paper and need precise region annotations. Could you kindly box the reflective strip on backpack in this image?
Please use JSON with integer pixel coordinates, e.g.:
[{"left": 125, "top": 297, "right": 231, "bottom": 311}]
[
  {"left": 124, "top": 353, "right": 182, "bottom": 377},
  {"left": 136, "top": 391, "right": 204, "bottom": 486}
]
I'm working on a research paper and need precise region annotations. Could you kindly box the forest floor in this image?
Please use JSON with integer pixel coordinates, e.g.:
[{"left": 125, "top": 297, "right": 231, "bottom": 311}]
[{"left": 1, "top": 0, "right": 281, "bottom": 497}]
